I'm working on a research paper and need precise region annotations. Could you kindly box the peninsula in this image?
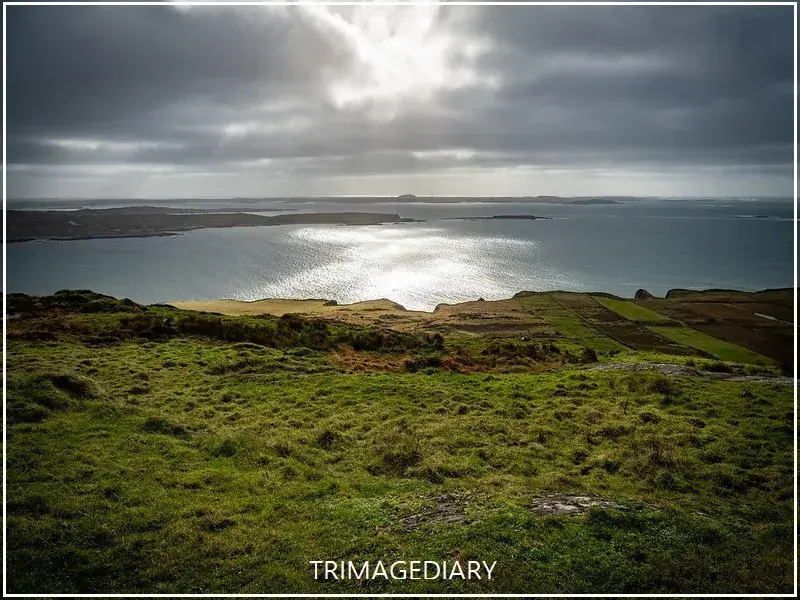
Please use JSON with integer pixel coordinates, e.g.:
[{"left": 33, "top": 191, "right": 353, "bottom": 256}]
[{"left": 6, "top": 208, "right": 419, "bottom": 243}]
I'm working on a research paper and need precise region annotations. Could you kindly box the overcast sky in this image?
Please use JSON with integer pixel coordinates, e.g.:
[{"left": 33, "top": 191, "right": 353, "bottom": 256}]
[{"left": 6, "top": 1, "right": 796, "bottom": 198}]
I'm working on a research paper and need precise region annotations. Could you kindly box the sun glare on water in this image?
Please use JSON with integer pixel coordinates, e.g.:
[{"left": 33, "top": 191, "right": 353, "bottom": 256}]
[{"left": 243, "top": 225, "right": 569, "bottom": 311}]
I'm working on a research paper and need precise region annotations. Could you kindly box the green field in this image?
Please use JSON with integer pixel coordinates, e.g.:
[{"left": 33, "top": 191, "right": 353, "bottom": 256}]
[
  {"left": 5, "top": 291, "right": 794, "bottom": 593},
  {"left": 648, "top": 326, "right": 775, "bottom": 365},
  {"left": 594, "top": 297, "right": 669, "bottom": 322},
  {"left": 545, "top": 313, "right": 627, "bottom": 352}
]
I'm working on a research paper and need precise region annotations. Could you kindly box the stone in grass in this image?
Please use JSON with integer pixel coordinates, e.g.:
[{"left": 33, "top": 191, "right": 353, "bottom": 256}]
[
  {"left": 529, "top": 493, "right": 647, "bottom": 516},
  {"left": 377, "top": 492, "right": 472, "bottom": 533}
]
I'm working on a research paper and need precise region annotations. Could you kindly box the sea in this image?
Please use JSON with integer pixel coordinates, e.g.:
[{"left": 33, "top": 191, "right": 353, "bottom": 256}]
[{"left": 6, "top": 197, "right": 795, "bottom": 311}]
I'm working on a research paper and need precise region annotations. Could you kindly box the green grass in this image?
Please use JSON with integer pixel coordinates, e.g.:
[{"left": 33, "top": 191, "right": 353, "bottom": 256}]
[
  {"left": 546, "top": 313, "right": 627, "bottom": 353},
  {"left": 648, "top": 326, "right": 775, "bottom": 365},
  {"left": 5, "top": 292, "right": 794, "bottom": 593},
  {"left": 594, "top": 297, "right": 670, "bottom": 322}
]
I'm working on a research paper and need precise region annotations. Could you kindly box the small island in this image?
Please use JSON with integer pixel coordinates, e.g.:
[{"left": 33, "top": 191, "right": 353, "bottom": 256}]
[{"left": 442, "top": 214, "right": 552, "bottom": 221}]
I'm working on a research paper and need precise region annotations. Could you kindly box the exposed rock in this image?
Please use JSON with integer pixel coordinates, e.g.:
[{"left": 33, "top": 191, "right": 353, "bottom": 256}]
[
  {"left": 634, "top": 289, "right": 655, "bottom": 299},
  {"left": 586, "top": 361, "right": 794, "bottom": 385},
  {"left": 530, "top": 494, "right": 635, "bottom": 516},
  {"left": 589, "top": 362, "right": 697, "bottom": 376},
  {"left": 378, "top": 492, "right": 471, "bottom": 533}
]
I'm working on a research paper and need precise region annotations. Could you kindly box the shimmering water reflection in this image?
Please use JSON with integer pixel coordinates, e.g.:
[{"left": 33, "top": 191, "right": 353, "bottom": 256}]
[
  {"left": 243, "top": 225, "right": 573, "bottom": 309},
  {"left": 7, "top": 199, "right": 793, "bottom": 311}
]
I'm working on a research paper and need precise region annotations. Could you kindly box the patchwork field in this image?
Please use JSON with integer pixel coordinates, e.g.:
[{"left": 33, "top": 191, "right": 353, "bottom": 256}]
[
  {"left": 636, "top": 290, "right": 795, "bottom": 367},
  {"left": 594, "top": 296, "right": 672, "bottom": 322},
  {"left": 173, "top": 288, "right": 793, "bottom": 370},
  {"left": 5, "top": 288, "right": 795, "bottom": 593},
  {"left": 649, "top": 326, "right": 775, "bottom": 365}
]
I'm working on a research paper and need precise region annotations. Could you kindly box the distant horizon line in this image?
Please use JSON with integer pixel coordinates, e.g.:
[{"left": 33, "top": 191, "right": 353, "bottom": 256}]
[{"left": 6, "top": 195, "right": 794, "bottom": 202}]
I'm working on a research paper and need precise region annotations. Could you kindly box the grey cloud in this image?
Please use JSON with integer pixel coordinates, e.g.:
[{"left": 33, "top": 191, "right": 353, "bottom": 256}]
[
  {"left": 7, "top": 5, "right": 352, "bottom": 134},
  {"left": 5, "top": 3, "right": 795, "bottom": 197},
  {"left": 467, "top": 7, "right": 793, "bottom": 149}
]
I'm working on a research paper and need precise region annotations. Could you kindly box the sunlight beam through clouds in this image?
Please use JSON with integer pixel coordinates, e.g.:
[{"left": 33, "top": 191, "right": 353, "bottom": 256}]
[
  {"left": 301, "top": 0, "right": 496, "bottom": 121},
  {"left": 5, "top": 2, "right": 794, "bottom": 198}
]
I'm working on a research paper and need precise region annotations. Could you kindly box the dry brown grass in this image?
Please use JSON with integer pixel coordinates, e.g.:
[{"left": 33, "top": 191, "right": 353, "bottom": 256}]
[
  {"left": 331, "top": 347, "right": 413, "bottom": 372},
  {"left": 171, "top": 297, "right": 411, "bottom": 316}
]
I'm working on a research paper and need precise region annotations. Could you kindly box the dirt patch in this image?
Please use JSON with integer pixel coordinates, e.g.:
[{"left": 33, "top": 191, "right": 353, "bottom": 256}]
[
  {"left": 553, "top": 294, "right": 626, "bottom": 324},
  {"left": 680, "top": 302, "right": 755, "bottom": 321},
  {"left": 587, "top": 362, "right": 794, "bottom": 385},
  {"left": 725, "top": 374, "right": 796, "bottom": 385},
  {"left": 551, "top": 293, "right": 608, "bottom": 310},
  {"left": 637, "top": 299, "right": 710, "bottom": 325},
  {"left": 379, "top": 492, "right": 471, "bottom": 532},
  {"left": 530, "top": 494, "right": 635, "bottom": 516},
  {"left": 589, "top": 362, "right": 698, "bottom": 376},
  {"left": 399, "top": 493, "right": 470, "bottom": 530},
  {"left": 665, "top": 289, "right": 762, "bottom": 302}
]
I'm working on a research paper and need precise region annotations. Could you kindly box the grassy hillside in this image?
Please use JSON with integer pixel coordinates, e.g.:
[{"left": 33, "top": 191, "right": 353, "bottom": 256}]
[{"left": 5, "top": 290, "right": 795, "bottom": 593}]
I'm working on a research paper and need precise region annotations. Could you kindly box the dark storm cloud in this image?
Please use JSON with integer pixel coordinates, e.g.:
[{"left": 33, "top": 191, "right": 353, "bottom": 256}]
[
  {"left": 7, "top": 5, "right": 352, "bottom": 134},
  {"left": 5, "top": 3, "right": 795, "bottom": 196},
  {"left": 451, "top": 6, "right": 794, "bottom": 164}
]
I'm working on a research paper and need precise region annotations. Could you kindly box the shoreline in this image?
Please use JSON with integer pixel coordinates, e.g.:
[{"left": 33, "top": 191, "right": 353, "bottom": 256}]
[
  {"left": 5, "top": 209, "right": 422, "bottom": 243},
  {"left": 168, "top": 287, "right": 793, "bottom": 316}
]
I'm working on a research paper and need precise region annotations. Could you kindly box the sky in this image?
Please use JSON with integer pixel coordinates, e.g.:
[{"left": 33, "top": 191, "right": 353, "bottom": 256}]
[{"left": 5, "top": 0, "right": 796, "bottom": 199}]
